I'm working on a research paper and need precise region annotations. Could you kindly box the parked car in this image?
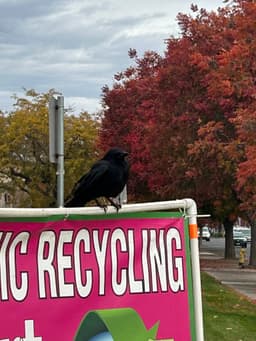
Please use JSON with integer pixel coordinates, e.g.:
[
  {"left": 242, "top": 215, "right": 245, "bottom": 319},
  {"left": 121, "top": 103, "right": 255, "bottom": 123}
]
[
  {"left": 198, "top": 226, "right": 211, "bottom": 241},
  {"left": 240, "top": 229, "right": 251, "bottom": 243},
  {"left": 233, "top": 230, "right": 247, "bottom": 247}
]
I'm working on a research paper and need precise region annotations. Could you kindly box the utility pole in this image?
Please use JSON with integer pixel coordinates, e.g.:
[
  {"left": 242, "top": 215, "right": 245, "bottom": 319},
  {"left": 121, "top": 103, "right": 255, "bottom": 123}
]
[{"left": 49, "top": 96, "right": 64, "bottom": 207}]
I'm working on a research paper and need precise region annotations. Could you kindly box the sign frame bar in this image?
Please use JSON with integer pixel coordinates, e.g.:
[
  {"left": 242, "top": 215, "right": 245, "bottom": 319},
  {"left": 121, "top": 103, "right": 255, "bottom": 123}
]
[{"left": 0, "top": 199, "right": 204, "bottom": 341}]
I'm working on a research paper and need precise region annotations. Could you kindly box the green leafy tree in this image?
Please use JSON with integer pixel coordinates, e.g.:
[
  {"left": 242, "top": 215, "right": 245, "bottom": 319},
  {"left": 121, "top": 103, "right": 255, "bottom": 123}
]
[
  {"left": 0, "top": 89, "right": 99, "bottom": 207},
  {"left": 65, "top": 111, "right": 100, "bottom": 201}
]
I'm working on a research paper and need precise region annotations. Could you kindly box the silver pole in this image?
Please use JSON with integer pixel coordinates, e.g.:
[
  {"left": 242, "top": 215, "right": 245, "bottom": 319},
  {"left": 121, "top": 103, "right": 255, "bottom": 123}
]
[
  {"left": 56, "top": 96, "right": 64, "bottom": 207},
  {"left": 48, "top": 97, "right": 57, "bottom": 163},
  {"left": 185, "top": 198, "right": 204, "bottom": 341}
]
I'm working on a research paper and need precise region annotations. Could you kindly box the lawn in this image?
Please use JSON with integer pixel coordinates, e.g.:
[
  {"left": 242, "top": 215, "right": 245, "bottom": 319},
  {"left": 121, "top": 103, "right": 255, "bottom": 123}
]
[{"left": 202, "top": 272, "right": 256, "bottom": 341}]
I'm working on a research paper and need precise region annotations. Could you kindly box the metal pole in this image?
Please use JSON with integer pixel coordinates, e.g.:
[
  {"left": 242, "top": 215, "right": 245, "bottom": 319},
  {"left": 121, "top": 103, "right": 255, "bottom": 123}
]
[
  {"left": 0, "top": 199, "right": 191, "bottom": 217},
  {"left": 48, "top": 97, "right": 57, "bottom": 163},
  {"left": 56, "top": 96, "right": 64, "bottom": 207},
  {"left": 185, "top": 198, "right": 204, "bottom": 341}
]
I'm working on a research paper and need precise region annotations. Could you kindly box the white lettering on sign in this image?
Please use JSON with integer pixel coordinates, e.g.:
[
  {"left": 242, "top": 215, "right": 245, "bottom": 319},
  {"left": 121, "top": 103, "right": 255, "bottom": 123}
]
[
  {"left": 0, "top": 231, "right": 29, "bottom": 301},
  {"left": 74, "top": 229, "right": 92, "bottom": 298},
  {"left": 36, "top": 227, "right": 185, "bottom": 298},
  {"left": 0, "top": 226, "right": 185, "bottom": 300},
  {"left": 0, "top": 320, "right": 42, "bottom": 341}
]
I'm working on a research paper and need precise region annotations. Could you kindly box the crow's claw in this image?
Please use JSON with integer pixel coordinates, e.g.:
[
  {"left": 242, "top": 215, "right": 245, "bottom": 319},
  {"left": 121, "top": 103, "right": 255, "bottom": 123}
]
[
  {"left": 95, "top": 198, "right": 108, "bottom": 213},
  {"left": 107, "top": 197, "right": 122, "bottom": 212}
]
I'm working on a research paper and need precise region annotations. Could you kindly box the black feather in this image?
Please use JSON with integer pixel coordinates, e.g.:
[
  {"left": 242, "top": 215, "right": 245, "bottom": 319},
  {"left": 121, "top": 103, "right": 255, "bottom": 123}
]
[{"left": 64, "top": 147, "right": 129, "bottom": 208}]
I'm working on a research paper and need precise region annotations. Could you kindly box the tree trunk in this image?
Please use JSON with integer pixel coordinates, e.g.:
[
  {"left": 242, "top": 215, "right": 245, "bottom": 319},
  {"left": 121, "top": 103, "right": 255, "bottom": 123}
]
[
  {"left": 249, "top": 224, "right": 256, "bottom": 267},
  {"left": 223, "top": 218, "right": 235, "bottom": 259},
  {"left": 244, "top": 215, "right": 256, "bottom": 267}
]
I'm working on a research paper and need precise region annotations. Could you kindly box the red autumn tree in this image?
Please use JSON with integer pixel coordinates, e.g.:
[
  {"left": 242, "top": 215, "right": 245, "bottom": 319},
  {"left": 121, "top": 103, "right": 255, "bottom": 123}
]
[
  {"left": 189, "top": 0, "right": 256, "bottom": 264},
  {"left": 221, "top": 0, "right": 256, "bottom": 265},
  {"left": 173, "top": 0, "right": 256, "bottom": 261},
  {"left": 176, "top": 4, "right": 241, "bottom": 258},
  {"left": 99, "top": 0, "right": 256, "bottom": 262},
  {"left": 100, "top": 49, "right": 163, "bottom": 201},
  {"left": 144, "top": 5, "right": 244, "bottom": 257}
]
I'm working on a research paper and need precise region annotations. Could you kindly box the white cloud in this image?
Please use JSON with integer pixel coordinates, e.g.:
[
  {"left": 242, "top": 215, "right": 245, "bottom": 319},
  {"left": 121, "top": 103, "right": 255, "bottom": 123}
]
[
  {"left": 65, "top": 96, "right": 102, "bottom": 114},
  {"left": 0, "top": 90, "right": 21, "bottom": 112},
  {"left": 0, "top": 0, "right": 226, "bottom": 113},
  {"left": 0, "top": 90, "right": 101, "bottom": 116}
]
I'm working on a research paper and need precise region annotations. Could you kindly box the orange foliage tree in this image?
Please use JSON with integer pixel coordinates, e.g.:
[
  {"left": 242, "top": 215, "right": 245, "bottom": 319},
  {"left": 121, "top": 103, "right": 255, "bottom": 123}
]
[{"left": 100, "top": 0, "right": 256, "bottom": 263}]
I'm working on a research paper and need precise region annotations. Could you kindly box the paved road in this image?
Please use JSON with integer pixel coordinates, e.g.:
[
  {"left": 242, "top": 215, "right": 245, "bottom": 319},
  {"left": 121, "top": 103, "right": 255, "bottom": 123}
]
[
  {"left": 200, "top": 238, "right": 256, "bottom": 301},
  {"left": 200, "top": 237, "right": 251, "bottom": 259}
]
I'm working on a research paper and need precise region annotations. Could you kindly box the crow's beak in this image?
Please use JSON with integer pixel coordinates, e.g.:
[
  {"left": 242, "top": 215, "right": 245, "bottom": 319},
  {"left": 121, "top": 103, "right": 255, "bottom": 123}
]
[{"left": 123, "top": 151, "right": 129, "bottom": 157}]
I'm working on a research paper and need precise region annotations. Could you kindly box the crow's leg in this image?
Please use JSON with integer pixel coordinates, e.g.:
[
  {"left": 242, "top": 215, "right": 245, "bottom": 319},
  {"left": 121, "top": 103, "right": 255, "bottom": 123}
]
[
  {"left": 106, "top": 197, "right": 121, "bottom": 212},
  {"left": 95, "top": 198, "right": 108, "bottom": 213}
]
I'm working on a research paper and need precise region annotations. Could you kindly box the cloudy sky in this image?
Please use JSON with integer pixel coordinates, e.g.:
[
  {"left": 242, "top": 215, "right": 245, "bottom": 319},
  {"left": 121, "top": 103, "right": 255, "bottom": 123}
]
[{"left": 0, "top": 0, "right": 225, "bottom": 114}]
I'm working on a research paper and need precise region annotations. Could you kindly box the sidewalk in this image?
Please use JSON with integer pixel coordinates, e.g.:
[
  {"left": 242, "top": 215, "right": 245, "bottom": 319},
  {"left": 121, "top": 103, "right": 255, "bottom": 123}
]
[{"left": 200, "top": 250, "right": 256, "bottom": 302}]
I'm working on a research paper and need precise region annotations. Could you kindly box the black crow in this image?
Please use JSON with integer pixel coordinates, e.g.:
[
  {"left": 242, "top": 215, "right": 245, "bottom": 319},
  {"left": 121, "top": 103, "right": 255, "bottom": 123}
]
[{"left": 64, "top": 147, "right": 129, "bottom": 210}]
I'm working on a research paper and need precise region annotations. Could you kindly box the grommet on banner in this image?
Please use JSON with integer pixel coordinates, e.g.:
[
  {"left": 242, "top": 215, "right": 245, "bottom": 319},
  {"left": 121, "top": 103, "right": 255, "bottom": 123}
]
[{"left": 63, "top": 212, "right": 69, "bottom": 220}]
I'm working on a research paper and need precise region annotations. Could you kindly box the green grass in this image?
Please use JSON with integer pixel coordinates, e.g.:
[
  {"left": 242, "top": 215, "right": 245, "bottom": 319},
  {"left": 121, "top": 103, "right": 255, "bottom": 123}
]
[{"left": 202, "top": 272, "right": 256, "bottom": 341}]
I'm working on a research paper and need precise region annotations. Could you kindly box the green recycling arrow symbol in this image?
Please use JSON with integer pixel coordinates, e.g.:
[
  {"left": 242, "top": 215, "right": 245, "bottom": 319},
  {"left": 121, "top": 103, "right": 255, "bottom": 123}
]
[{"left": 74, "top": 307, "right": 162, "bottom": 341}]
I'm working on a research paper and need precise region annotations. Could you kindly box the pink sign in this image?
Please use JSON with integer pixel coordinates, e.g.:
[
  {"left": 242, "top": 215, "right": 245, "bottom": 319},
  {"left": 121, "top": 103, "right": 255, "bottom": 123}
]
[{"left": 0, "top": 213, "right": 195, "bottom": 341}]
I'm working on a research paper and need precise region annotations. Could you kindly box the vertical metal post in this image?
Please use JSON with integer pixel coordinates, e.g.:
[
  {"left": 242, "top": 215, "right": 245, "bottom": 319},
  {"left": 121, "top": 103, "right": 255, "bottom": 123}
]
[
  {"left": 185, "top": 198, "right": 204, "bottom": 341},
  {"left": 49, "top": 97, "right": 57, "bottom": 163},
  {"left": 56, "top": 96, "right": 64, "bottom": 207}
]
